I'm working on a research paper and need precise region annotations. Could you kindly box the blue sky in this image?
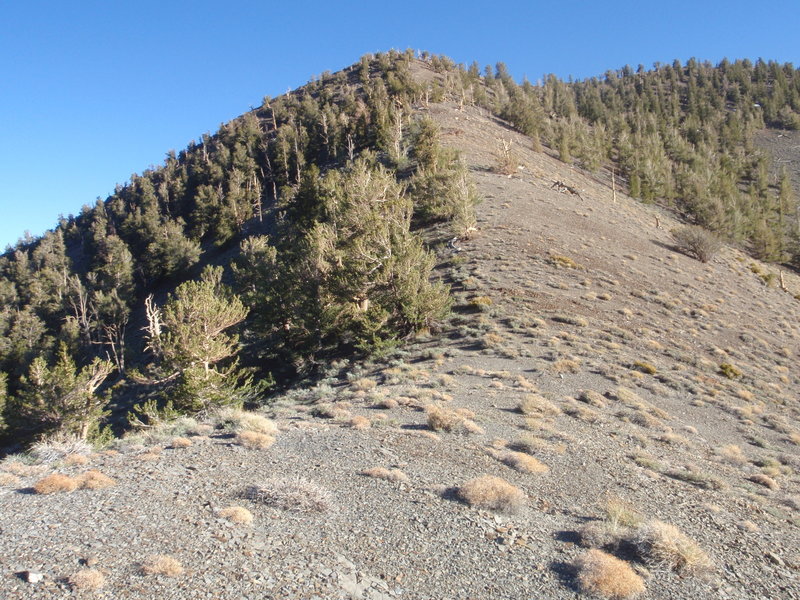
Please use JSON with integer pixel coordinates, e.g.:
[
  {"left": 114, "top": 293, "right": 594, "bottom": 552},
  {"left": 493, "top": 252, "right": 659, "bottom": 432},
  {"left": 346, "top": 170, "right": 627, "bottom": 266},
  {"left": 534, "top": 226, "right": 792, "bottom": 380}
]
[{"left": 2, "top": 0, "right": 799, "bottom": 249}]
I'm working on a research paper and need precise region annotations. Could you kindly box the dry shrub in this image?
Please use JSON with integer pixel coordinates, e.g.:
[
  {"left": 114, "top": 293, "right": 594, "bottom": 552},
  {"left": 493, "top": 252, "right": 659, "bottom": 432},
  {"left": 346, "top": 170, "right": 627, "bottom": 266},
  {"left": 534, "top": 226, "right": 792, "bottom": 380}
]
[
  {"left": 518, "top": 394, "right": 561, "bottom": 417},
  {"left": 573, "top": 549, "right": 645, "bottom": 599},
  {"left": 717, "top": 444, "right": 747, "bottom": 465},
  {"left": 374, "top": 398, "right": 399, "bottom": 409},
  {"left": 628, "top": 410, "right": 663, "bottom": 429},
  {"left": 141, "top": 554, "right": 183, "bottom": 576},
  {"left": 425, "top": 404, "right": 463, "bottom": 432},
  {"left": 78, "top": 470, "right": 116, "bottom": 490},
  {"left": 563, "top": 401, "right": 599, "bottom": 422},
  {"left": 219, "top": 505, "right": 254, "bottom": 524},
  {"left": 219, "top": 409, "right": 278, "bottom": 435},
  {"left": 351, "top": 377, "right": 377, "bottom": 392},
  {"left": 68, "top": 568, "right": 106, "bottom": 591},
  {"left": 579, "top": 390, "right": 606, "bottom": 408},
  {"left": 671, "top": 225, "right": 722, "bottom": 263},
  {"left": 33, "top": 473, "right": 78, "bottom": 494},
  {"left": 462, "top": 419, "right": 485, "bottom": 435},
  {"left": 171, "top": 437, "right": 193, "bottom": 448},
  {"left": 360, "top": 467, "right": 409, "bottom": 483},
  {"left": 456, "top": 475, "right": 525, "bottom": 513},
  {"left": 501, "top": 451, "right": 549, "bottom": 474},
  {"left": 611, "top": 387, "right": 641, "bottom": 405},
  {"left": 311, "top": 403, "right": 351, "bottom": 419},
  {"left": 245, "top": 477, "right": 333, "bottom": 512},
  {"left": 603, "top": 495, "right": 643, "bottom": 529},
  {"left": 749, "top": 474, "right": 779, "bottom": 490},
  {"left": 349, "top": 416, "right": 371, "bottom": 430},
  {"left": 631, "top": 520, "right": 712, "bottom": 573},
  {"left": 552, "top": 359, "right": 580, "bottom": 374},
  {"left": 235, "top": 431, "right": 276, "bottom": 450},
  {"left": 512, "top": 434, "right": 566, "bottom": 455}
]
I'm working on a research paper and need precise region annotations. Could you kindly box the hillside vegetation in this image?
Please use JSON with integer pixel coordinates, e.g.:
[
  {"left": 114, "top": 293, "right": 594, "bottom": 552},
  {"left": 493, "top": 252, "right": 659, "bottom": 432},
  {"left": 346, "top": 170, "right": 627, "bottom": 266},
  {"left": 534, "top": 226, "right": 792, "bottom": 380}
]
[
  {"left": 0, "top": 52, "right": 798, "bottom": 600},
  {"left": 1, "top": 50, "right": 799, "bottom": 449}
]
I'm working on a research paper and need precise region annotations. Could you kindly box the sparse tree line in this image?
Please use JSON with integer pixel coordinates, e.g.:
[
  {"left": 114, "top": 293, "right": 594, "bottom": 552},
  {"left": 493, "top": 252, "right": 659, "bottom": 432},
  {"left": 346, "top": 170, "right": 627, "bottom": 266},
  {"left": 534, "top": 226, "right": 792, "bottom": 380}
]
[
  {"left": 427, "top": 55, "right": 800, "bottom": 264},
  {"left": 0, "top": 49, "right": 477, "bottom": 448}
]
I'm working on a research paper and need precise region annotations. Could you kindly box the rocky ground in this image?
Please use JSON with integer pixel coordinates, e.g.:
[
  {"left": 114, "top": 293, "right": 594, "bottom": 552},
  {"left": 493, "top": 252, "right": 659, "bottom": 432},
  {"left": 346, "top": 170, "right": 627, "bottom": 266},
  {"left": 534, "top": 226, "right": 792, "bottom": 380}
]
[{"left": 1, "top": 90, "right": 799, "bottom": 599}]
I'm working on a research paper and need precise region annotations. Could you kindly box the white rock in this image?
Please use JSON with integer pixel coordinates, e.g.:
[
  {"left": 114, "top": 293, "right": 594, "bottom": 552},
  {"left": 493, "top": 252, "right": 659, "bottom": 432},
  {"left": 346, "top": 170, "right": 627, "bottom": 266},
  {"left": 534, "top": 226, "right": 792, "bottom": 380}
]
[{"left": 25, "top": 572, "right": 44, "bottom": 583}]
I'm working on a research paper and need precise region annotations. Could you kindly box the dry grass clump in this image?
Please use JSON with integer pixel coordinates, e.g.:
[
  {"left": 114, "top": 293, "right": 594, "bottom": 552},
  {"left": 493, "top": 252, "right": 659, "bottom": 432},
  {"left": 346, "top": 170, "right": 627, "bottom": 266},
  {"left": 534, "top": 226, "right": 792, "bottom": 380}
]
[
  {"left": 579, "top": 495, "right": 643, "bottom": 550},
  {"left": 578, "top": 390, "right": 606, "bottom": 408},
  {"left": 349, "top": 415, "right": 371, "bottom": 430},
  {"left": 350, "top": 377, "right": 377, "bottom": 392},
  {"left": 0, "top": 472, "right": 20, "bottom": 487},
  {"left": 518, "top": 394, "right": 561, "bottom": 417},
  {"left": 627, "top": 410, "right": 663, "bottom": 429},
  {"left": 171, "top": 436, "right": 193, "bottom": 448},
  {"left": 456, "top": 475, "right": 525, "bottom": 513},
  {"left": 631, "top": 520, "right": 712, "bottom": 573},
  {"left": 717, "top": 444, "right": 747, "bottom": 465},
  {"left": 141, "top": 554, "right": 183, "bottom": 576},
  {"left": 360, "top": 467, "right": 410, "bottom": 483},
  {"left": 632, "top": 361, "right": 657, "bottom": 375},
  {"left": 511, "top": 434, "right": 567, "bottom": 455},
  {"left": 235, "top": 431, "right": 276, "bottom": 450},
  {"left": 373, "top": 397, "right": 399, "bottom": 409},
  {"left": 573, "top": 549, "right": 645, "bottom": 599},
  {"left": 216, "top": 408, "right": 278, "bottom": 435},
  {"left": 219, "top": 505, "right": 254, "bottom": 524},
  {"left": 749, "top": 473, "right": 779, "bottom": 490},
  {"left": 500, "top": 451, "right": 549, "bottom": 474},
  {"left": 68, "top": 568, "right": 106, "bottom": 591},
  {"left": 603, "top": 495, "right": 644, "bottom": 529},
  {"left": 563, "top": 400, "right": 600, "bottom": 422},
  {"left": 33, "top": 473, "right": 79, "bottom": 494},
  {"left": 311, "top": 402, "right": 351, "bottom": 419},
  {"left": 426, "top": 404, "right": 462, "bottom": 431},
  {"left": 552, "top": 359, "right": 580, "bottom": 374},
  {"left": 425, "top": 404, "right": 481, "bottom": 434},
  {"left": 78, "top": 470, "right": 116, "bottom": 490},
  {"left": 548, "top": 254, "right": 584, "bottom": 269},
  {"left": 666, "top": 465, "right": 726, "bottom": 490},
  {"left": 245, "top": 477, "right": 333, "bottom": 513},
  {"left": 552, "top": 314, "right": 589, "bottom": 327},
  {"left": 461, "top": 419, "right": 485, "bottom": 435}
]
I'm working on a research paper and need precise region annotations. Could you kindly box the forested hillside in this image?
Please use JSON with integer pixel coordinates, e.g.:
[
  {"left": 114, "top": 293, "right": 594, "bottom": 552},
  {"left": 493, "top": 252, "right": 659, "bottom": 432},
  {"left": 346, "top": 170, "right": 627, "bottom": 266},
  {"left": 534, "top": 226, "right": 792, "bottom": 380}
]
[{"left": 1, "top": 50, "right": 799, "bottom": 450}]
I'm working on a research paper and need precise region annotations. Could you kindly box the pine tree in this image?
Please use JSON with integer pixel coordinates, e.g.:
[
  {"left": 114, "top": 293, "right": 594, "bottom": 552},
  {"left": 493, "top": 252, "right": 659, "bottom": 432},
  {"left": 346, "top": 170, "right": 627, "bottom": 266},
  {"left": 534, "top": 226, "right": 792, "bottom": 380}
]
[
  {"left": 148, "top": 266, "right": 255, "bottom": 412},
  {"left": 11, "top": 344, "right": 113, "bottom": 440}
]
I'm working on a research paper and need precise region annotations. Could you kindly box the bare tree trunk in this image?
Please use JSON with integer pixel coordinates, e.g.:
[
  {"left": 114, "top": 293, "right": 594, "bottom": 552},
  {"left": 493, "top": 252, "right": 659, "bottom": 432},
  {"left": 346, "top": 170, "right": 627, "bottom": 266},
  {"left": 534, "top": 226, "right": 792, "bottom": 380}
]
[
  {"left": 612, "top": 167, "right": 617, "bottom": 204},
  {"left": 143, "top": 294, "right": 162, "bottom": 357}
]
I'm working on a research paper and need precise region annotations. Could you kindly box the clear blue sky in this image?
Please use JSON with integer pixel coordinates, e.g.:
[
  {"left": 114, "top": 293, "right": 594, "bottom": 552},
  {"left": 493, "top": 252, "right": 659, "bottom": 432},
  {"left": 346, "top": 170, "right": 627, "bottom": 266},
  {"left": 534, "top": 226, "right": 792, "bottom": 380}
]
[{"left": 2, "top": 0, "right": 798, "bottom": 249}]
